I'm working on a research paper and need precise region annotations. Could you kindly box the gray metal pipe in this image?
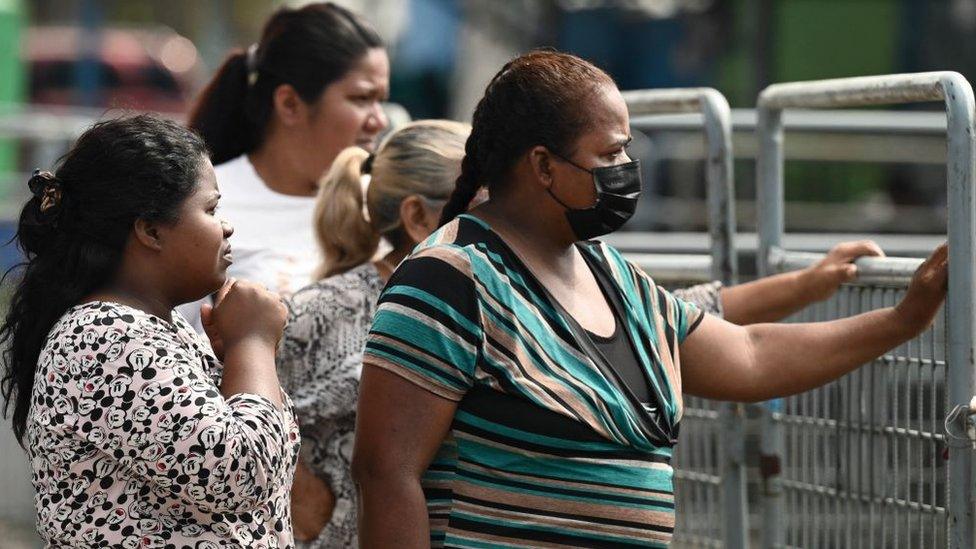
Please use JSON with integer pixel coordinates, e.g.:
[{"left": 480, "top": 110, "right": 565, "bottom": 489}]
[
  {"left": 756, "top": 70, "right": 976, "bottom": 549},
  {"left": 622, "top": 87, "right": 746, "bottom": 549}
]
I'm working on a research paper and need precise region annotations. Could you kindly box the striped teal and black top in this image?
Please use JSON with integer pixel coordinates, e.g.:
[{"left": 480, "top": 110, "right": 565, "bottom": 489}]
[{"left": 363, "top": 214, "right": 703, "bottom": 548}]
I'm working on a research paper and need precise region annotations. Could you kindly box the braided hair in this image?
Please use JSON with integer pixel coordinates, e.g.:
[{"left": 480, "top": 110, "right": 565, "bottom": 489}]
[{"left": 439, "top": 50, "right": 615, "bottom": 225}]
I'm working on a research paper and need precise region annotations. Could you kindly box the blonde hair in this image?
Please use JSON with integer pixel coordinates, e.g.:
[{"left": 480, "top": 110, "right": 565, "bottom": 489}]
[{"left": 313, "top": 119, "right": 470, "bottom": 279}]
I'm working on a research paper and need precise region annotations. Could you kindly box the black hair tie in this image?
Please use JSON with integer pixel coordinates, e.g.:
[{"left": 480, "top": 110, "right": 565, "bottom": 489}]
[
  {"left": 28, "top": 170, "right": 63, "bottom": 214},
  {"left": 361, "top": 153, "right": 375, "bottom": 174}
]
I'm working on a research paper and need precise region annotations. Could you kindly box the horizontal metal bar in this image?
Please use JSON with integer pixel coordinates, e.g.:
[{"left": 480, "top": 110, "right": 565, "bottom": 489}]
[
  {"left": 670, "top": 533, "right": 723, "bottom": 548},
  {"left": 758, "top": 72, "right": 958, "bottom": 109},
  {"left": 621, "top": 87, "right": 726, "bottom": 115},
  {"left": 625, "top": 253, "right": 714, "bottom": 283},
  {"left": 770, "top": 249, "right": 924, "bottom": 285},
  {"left": 605, "top": 231, "right": 944, "bottom": 258},
  {"left": 674, "top": 470, "right": 723, "bottom": 484},
  {"left": 773, "top": 415, "right": 944, "bottom": 442},
  {"left": 778, "top": 479, "right": 947, "bottom": 514},
  {"left": 631, "top": 108, "right": 948, "bottom": 136},
  {"left": 681, "top": 407, "right": 722, "bottom": 420}
]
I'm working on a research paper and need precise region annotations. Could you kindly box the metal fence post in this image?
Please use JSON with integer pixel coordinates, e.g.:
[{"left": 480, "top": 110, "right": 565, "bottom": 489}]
[
  {"left": 755, "top": 71, "right": 976, "bottom": 548},
  {"left": 756, "top": 105, "right": 786, "bottom": 549},
  {"left": 623, "top": 88, "right": 746, "bottom": 549}
]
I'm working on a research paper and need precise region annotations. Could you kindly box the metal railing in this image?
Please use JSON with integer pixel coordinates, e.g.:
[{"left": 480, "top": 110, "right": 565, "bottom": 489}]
[
  {"left": 757, "top": 72, "right": 976, "bottom": 548},
  {"left": 622, "top": 87, "right": 745, "bottom": 548}
]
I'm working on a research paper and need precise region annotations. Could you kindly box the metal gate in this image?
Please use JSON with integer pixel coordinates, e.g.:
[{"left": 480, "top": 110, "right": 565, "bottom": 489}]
[
  {"left": 756, "top": 72, "right": 976, "bottom": 548},
  {"left": 622, "top": 87, "right": 746, "bottom": 548}
]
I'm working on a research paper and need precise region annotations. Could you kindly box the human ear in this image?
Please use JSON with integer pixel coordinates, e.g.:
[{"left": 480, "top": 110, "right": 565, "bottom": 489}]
[
  {"left": 272, "top": 84, "right": 309, "bottom": 127},
  {"left": 527, "top": 145, "right": 556, "bottom": 190},
  {"left": 133, "top": 218, "right": 164, "bottom": 252},
  {"left": 400, "top": 196, "right": 432, "bottom": 244}
]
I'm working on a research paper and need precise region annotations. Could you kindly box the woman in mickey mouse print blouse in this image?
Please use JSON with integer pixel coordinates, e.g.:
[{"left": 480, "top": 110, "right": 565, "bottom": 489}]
[{"left": 0, "top": 116, "right": 300, "bottom": 548}]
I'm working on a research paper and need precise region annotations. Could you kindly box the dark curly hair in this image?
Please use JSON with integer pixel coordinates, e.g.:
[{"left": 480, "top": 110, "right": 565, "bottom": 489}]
[
  {"left": 1, "top": 114, "right": 207, "bottom": 446},
  {"left": 438, "top": 50, "right": 615, "bottom": 225}
]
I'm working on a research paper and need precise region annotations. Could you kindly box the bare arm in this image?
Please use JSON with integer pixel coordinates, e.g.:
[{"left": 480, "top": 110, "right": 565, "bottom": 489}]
[
  {"left": 683, "top": 244, "right": 946, "bottom": 402},
  {"left": 352, "top": 366, "right": 458, "bottom": 548},
  {"left": 291, "top": 459, "right": 335, "bottom": 542},
  {"left": 721, "top": 240, "right": 884, "bottom": 325}
]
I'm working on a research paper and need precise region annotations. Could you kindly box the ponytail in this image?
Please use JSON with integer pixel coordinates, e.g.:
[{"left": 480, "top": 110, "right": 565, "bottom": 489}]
[
  {"left": 187, "top": 52, "right": 256, "bottom": 165},
  {"left": 188, "top": 3, "right": 383, "bottom": 166},
  {"left": 314, "top": 147, "right": 378, "bottom": 279}
]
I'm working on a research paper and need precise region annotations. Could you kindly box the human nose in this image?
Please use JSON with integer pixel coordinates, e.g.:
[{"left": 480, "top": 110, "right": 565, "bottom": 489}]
[
  {"left": 366, "top": 102, "right": 388, "bottom": 133},
  {"left": 221, "top": 218, "right": 234, "bottom": 239}
]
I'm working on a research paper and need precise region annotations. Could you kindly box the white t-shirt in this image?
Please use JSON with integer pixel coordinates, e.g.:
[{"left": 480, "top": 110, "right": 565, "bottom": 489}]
[{"left": 177, "top": 155, "right": 320, "bottom": 331}]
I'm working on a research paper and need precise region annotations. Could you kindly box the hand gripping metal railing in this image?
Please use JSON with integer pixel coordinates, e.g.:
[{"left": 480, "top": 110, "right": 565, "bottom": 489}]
[
  {"left": 757, "top": 72, "right": 976, "bottom": 548},
  {"left": 621, "top": 88, "right": 746, "bottom": 548}
]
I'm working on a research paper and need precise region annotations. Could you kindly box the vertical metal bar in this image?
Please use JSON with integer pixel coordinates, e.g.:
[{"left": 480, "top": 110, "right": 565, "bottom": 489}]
[
  {"left": 929, "top": 309, "right": 945, "bottom": 547},
  {"left": 755, "top": 71, "right": 976, "bottom": 547},
  {"left": 941, "top": 72, "right": 976, "bottom": 549},
  {"left": 623, "top": 88, "right": 743, "bottom": 547},
  {"left": 701, "top": 90, "right": 748, "bottom": 549},
  {"left": 757, "top": 104, "right": 785, "bottom": 549},
  {"left": 917, "top": 329, "right": 924, "bottom": 548}
]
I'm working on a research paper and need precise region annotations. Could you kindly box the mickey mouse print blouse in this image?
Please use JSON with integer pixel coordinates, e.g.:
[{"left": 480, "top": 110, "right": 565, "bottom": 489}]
[{"left": 25, "top": 302, "right": 301, "bottom": 548}]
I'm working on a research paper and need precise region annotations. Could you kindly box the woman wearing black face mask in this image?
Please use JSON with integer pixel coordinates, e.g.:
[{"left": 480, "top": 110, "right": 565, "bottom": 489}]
[{"left": 352, "top": 51, "right": 948, "bottom": 548}]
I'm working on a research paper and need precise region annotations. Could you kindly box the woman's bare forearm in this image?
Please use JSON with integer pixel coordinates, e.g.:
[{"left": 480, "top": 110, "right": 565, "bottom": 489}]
[
  {"left": 220, "top": 337, "right": 283, "bottom": 407},
  {"left": 719, "top": 270, "right": 809, "bottom": 325},
  {"left": 743, "top": 307, "right": 917, "bottom": 400},
  {"left": 682, "top": 308, "right": 919, "bottom": 402}
]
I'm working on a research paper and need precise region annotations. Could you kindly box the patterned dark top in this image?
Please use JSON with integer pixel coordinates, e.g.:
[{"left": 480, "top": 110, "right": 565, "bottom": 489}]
[
  {"left": 363, "top": 215, "right": 704, "bottom": 548},
  {"left": 26, "top": 302, "right": 301, "bottom": 548},
  {"left": 277, "top": 263, "right": 385, "bottom": 548}
]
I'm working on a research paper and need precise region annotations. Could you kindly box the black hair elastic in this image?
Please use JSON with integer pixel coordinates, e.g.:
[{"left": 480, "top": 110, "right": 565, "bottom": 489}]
[
  {"left": 28, "top": 169, "right": 63, "bottom": 214},
  {"left": 361, "top": 153, "right": 375, "bottom": 174}
]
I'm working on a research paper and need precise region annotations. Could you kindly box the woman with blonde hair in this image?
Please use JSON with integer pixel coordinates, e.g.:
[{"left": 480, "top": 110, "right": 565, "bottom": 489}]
[{"left": 276, "top": 119, "right": 470, "bottom": 547}]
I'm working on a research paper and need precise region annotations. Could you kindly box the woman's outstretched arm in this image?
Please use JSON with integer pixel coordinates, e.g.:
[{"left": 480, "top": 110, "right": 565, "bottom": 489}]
[{"left": 681, "top": 244, "right": 946, "bottom": 402}]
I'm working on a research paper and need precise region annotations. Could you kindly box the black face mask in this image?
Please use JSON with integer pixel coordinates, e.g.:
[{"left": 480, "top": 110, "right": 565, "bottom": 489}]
[{"left": 548, "top": 154, "right": 642, "bottom": 241}]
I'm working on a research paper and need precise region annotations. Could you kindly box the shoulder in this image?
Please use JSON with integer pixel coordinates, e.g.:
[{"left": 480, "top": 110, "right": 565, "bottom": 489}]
[
  {"left": 212, "top": 156, "right": 268, "bottom": 206},
  {"left": 50, "top": 301, "right": 163, "bottom": 343},
  {"left": 399, "top": 216, "right": 492, "bottom": 281},
  {"left": 290, "top": 264, "right": 383, "bottom": 314},
  {"left": 40, "top": 302, "right": 190, "bottom": 385},
  {"left": 212, "top": 155, "right": 252, "bottom": 184}
]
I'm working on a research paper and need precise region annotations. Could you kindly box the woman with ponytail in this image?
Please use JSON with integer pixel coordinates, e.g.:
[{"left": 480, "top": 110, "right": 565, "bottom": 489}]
[
  {"left": 178, "top": 2, "right": 389, "bottom": 329},
  {"left": 352, "top": 51, "right": 949, "bottom": 547},
  {"left": 276, "top": 120, "right": 469, "bottom": 547},
  {"left": 1, "top": 115, "right": 299, "bottom": 546}
]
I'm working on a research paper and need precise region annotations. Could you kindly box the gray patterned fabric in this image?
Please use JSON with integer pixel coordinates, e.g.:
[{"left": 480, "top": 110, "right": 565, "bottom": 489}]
[
  {"left": 673, "top": 280, "right": 724, "bottom": 318},
  {"left": 277, "top": 263, "right": 385, "bottom": 549}
]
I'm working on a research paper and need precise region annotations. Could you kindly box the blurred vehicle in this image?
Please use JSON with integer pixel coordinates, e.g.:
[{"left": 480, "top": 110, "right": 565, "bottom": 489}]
[{"left": 25, "top": 25, "right": 201, "bottom": 113}]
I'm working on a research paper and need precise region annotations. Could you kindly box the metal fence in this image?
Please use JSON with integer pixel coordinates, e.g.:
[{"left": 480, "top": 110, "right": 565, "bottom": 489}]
[
  {"left": 622, "top": 88, "right": 746, "bottom": 548},
  {"left": 756, "top": 72, "right": 976, "bottom": 548}
]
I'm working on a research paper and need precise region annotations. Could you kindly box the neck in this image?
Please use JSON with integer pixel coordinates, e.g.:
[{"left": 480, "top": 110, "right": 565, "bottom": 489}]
[
  {"left": 86, "top": 280, "right": 175, "bottom": 323},
  {"left": 377, "top": 244, "right": 414, "bottom": 282},
  {"left": 474, "top": 197, "right": 577, "bottom": 274},
  {"left": 248, "top": 133, "right": 317, "bottom": 197},
  {"left": 384, "top": 245, "right": 412, "bottom": 267}
]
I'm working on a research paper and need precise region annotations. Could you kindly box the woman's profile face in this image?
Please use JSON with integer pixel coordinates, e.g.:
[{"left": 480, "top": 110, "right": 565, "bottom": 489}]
[
  {"left": 547, "top": 84, "right": 633, "bottom": 210},
  {"left": 158, "top": 158, "right": 235, "bottom": 304},
  {"left": 301, "top": 47, "right": 390, "bottom": 182}
]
